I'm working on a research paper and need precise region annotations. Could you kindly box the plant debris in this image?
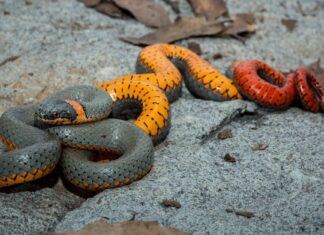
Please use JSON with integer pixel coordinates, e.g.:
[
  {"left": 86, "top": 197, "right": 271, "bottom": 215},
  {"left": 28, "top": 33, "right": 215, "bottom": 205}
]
[
  {"left": 187, "top": 42, "right": 202, "bottom": 55},
  {"left": 81, "top": 0, "right": 256, "bottom": 44},
  {"left": 251, "top": 143, "right": 268, "bottom": 151},
  {"left": 83, "top": 0, "right": 101, "bottom": 7},
  {"left": 224, "top": 153, "right": 236, "bottom": 163},
  {"left": 221, "top": 13, "right": 256, "bottom": 41},
  {"left": 161, "top": 199, "right": 182, "bottom": 209},
  {"left": 217, "top": 128, "right": 233, "bottom": 140},
  {"left": 121, "top": 16, "right": 225, "bottom": 45},
  {"left": 225, "top": 208, "right": 255, "bottom": 218},
  {"left": 189, "top": 0, "right": 228, "bottom": 21},
  {"left": 95, "top": 2, "right": 123, "bottom": 18},
  {"left": 0, "top": 55, "right": 21, "bottom": 67},
  {"left": 281, "top": 19, "right": 297, "bottom": 31},
  {"left": 164, "top": 0, "right": 180, "bottom": 14},
  {"left": 114, "top": 0, "right": 171, "bottom": 27},
  {"left": 212, "top": 53, "right": 223, "bottom": 60},
  {"left": 48, "top": 219, "right": 190, "bottom": 235}
]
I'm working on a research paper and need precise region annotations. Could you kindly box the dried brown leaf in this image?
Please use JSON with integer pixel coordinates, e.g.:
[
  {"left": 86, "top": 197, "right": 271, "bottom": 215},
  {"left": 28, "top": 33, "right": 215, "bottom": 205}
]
[
  {"left": 25, "top": 0, "right": 32, "bottom": 5},
  {"left": 48, "top": 219, "right": 190, "bottom": 235},
  {"left": 187, "top": 41, "right": 202, "bottom": 55},
  {"left": 308, "top": 59, "right": 324, "bottom": 87},
  {"left": 189, "top": 0, "right": 228, "bottom": 20},
  {"left": 164, "top": 0, "right": 180, "bottom": 14},
  {"left": 161, "top": 199, "right": 182, "bottom": 208},
  {"left": 281, "top": 19, "right": 297, "bottom": 31},
  {"left": 251, "top": 143, "right": 268, "bottom": 151},
  {"left": 121, "top": 16, "right": 225, "bottom": 45},
  {"left": 225, "top": 208, "right": 255, "bottom": 218},
  {"left": 95, "top": 2, "right": 123, "bottom": 18},
  {"left": 217, "top": 128, "right": 233, "bottom": 140},
  {"left": 224, "top": 153, "right": 236, "bottom": 163},
  {"left": 221, "top": 13, "right": 256, "bottom": 40},
  {"left": 114, "top": 0, "right": 171, "bottom": 27},
  {"left": 235, "top": 210, "right": 255, "bottom": 218},
  {"left": 212, "top": 53, "right": 223, "bottom": 60},
  {"left": 83, "top": 0, "right": 101, "bottom": 7}
]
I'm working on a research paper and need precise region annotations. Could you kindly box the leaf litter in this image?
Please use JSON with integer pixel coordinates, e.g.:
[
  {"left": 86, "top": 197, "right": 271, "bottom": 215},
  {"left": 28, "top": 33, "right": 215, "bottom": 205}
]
[{"left": 82, "top": 0, "right": 256, "bottom": 45}]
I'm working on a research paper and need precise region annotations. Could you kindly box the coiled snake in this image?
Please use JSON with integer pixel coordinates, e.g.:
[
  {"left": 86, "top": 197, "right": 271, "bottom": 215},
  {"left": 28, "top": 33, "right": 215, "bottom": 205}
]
[{"left": 1, "top": 44, "right": 323, "bottom": 190}]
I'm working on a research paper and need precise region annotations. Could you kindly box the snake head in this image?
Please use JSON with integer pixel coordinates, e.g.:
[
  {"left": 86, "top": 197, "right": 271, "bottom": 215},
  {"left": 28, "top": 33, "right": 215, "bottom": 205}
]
[{"left": 35, "top": 99, "right": 77, "bottom": 125}]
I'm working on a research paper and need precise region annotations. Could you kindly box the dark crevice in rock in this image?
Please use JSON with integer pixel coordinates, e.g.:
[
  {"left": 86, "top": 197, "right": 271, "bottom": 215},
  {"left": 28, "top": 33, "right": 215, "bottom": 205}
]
[{"left": 199, "top": 104, "right": 258, "bottom": 144}]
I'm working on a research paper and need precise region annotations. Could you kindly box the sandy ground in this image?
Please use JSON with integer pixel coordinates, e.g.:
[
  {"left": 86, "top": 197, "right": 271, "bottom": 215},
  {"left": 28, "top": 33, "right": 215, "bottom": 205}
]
[{"left": 0, "top": 0, "right": 323, "bottom": 234}]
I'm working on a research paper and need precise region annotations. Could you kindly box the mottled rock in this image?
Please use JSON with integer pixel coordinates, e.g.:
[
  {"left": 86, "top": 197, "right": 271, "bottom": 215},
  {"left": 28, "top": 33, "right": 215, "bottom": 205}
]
[
  {"left": 0, "top": 188, "right": 84, "bottom": 235},
  {"left": 54, "top": 106, "right": 323, "bottom": 234},
  {"left": 0, "top": 0, "right": 323, "bottom": 235}
]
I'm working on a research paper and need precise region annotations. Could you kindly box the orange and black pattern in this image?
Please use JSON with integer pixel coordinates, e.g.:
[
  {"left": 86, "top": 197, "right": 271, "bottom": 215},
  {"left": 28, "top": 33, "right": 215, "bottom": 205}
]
[
  {"left": 0, "top": 163, "right": 56, "bottom": 188},
  {"left": 97, "top": 44, "right": 242, "bottom": 141},
  {"left": 136, "top": 44, "right": 242, "bottom": 100},
  {"left": 97, "top": 79, "right": 170, "bottom": 142}
]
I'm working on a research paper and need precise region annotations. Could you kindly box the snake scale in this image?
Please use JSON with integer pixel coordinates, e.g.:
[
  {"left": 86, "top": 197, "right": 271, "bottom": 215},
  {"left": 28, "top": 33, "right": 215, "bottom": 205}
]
[{"left": 1, "top": 44, "right": 323, "bottom": 190}]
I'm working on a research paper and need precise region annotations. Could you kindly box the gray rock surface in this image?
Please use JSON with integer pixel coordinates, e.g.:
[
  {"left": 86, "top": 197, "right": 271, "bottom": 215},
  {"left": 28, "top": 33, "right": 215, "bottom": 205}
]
[
  {"left": 0, "top": 187, "right": 84, "bottom": 235},
  {"left": 0, "top": 0, "right": 323, "bottom": 235},
  {"left": 55, "top": 106, "right": 324, "bottom": 235}
]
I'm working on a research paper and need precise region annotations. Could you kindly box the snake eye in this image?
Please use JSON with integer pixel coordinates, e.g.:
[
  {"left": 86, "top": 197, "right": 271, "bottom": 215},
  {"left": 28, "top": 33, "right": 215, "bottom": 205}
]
[{"left": 35, "top": 99, "right": 77, "bottom": 124}]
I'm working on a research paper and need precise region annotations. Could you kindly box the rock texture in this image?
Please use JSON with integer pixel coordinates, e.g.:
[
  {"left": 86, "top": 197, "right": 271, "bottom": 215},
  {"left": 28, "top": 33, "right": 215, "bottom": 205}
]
[
  {"left": 0, "top": 0, "right": 323, "bottom": 235},
  {"left": 55, "top": 106, "right": 323, "bottom": 235},
  {"left": 0, "top": 188, "right": 84, "bottom": 235}
]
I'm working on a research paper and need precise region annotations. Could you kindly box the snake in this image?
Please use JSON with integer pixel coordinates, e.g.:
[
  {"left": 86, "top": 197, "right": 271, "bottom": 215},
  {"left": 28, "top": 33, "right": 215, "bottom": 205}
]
[
  {"left": 2, "top": 43, "right": 324, "bottom": 190},
  {"left": 0, "top": 43, "right": 241, "bottom": 190},
  {"left": 0, "top": 86, "right": 154, "bottom": 190},
  {"left": 96, "top": 43, "right": 242, "bottom": 143},
  {"left": 294, "top": 67, "right": 324, "bottom": 112},
  {"left": 227, "top": 60, "right": 324, "bottom": 112}
]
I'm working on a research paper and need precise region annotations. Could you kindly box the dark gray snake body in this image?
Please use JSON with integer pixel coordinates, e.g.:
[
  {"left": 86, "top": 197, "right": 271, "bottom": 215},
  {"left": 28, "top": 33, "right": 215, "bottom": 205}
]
[{"left": 0, "top": 86, "right": 154, "bottom": 190}]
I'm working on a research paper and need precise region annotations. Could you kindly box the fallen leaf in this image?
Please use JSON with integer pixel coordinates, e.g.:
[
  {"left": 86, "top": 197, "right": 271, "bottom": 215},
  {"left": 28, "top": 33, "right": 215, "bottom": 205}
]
[
  {"left": 235, "top": 211, "right": 255, "bottom": 219},
  {"left": 83, "top": 0, "right": 101, "bottom": 7},
  {"left": 281, "top": 19, "right": 297, "bottom": 31},
  {"left": 217, "top": 128, "right": 233, "bottom": 140},
  {"left": 221, "top": 13, "right": 256, "bottom": 40},
  {"left": 225, "top": 208, "right": 255, "bottom": 218},
  {"left": 234, "top": 211, "right": 255, "bottom": 218},
  {"left": 164, "top": 0, "right": 180, "bottom": 14},
  {"left": 95, "top": 2, "right": 123, "bottom": 18},
  {"left": 225, "top": 208, "right": 234, "bottom": 213},
  {"left": 308, "top": 59, "right": 324, "bottom": 87},
  {"left": 251, "top": 143, "right": 268, "bottom": 151},
  {"left": 212, "top": 53, "right": 223, "bottom": 60},
  {"left": 187, "top": 41, "right": 202, "bottom": 55},
  {"left": 121, "top": 16, "right": 225, "bottom": 45},
  {"left": 161, "top": 199, "right": 182, "bottom": 208},
  {"left": 189, "top": 0, "right": 228, "bottom": 20},
  {"left": 224, "top": 153, "right": 236, "bottom": 163},
  {"left": 114, "top": 0, "right": 171, "bottom": 27},
  {"left": 47, "top": 219, "right": 190, "bottom": 235}
]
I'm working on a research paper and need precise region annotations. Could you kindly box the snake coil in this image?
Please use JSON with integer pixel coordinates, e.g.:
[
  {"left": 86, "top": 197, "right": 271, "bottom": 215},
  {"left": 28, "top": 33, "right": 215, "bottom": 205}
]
[{"left": 1, "top": 44, "right": 323, "bottom": 190}]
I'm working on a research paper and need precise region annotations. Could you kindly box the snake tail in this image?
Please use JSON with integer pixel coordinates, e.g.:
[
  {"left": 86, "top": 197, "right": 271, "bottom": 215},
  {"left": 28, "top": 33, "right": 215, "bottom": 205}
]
[
  {"left": 294, "top": 67, "right": 324, "bottom": 112},
  {"left": 231, "top": 60, "right": 297, "bottom": 109}
]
